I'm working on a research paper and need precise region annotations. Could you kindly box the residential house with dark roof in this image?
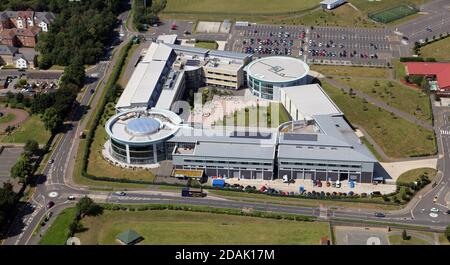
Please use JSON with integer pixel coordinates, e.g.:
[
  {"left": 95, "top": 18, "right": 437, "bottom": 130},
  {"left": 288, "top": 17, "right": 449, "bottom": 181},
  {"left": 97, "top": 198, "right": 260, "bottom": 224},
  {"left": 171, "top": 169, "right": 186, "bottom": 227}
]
[
  {"left": 0, "top": 44, "right": 18, "bottom": 65},
  {"left": 0, "top": 10, "right": 55, "bottom": 47}
]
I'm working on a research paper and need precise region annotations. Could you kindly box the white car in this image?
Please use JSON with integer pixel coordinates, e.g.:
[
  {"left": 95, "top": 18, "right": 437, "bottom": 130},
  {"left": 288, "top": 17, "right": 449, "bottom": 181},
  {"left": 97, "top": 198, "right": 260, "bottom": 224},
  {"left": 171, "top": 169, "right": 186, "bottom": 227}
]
[
  {"left": 430, "top": 208, "right": 439, "bottom": 213},
  {"left": 114, "top": 191, "right": 126, "bottom": 196}
]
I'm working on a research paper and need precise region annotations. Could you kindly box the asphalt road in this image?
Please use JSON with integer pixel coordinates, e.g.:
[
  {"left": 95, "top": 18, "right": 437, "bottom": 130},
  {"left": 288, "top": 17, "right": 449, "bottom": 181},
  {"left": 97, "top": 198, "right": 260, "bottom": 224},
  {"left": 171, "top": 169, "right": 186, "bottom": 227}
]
[{"left": 2, "top": 0, "right": 450, "bottom": 246}]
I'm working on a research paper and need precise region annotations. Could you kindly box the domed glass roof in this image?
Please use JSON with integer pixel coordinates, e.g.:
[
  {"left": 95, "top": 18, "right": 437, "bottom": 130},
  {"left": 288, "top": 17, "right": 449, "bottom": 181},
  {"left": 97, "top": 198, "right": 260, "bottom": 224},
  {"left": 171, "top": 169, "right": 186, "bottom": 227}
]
[{"left": 126, "top": 117, "right": 161, "bottom": 136}]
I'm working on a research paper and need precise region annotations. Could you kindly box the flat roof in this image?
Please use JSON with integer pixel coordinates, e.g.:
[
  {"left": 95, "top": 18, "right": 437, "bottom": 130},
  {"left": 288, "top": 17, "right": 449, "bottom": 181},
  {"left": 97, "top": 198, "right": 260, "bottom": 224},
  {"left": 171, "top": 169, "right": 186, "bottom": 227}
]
[
  {"left": 280, "top": 84, "right": 342, "bottom": 117},
  {"left": 278, "top": 115, "right": 377, "bottom": 163},
  {"left": 246, "top": 56, "right": 309, "bottom": 83},
  {"left": 320, "top": 0, "right": 346, "bottom": 4},
  {"left": 193, "top": 142, "right": 275, "bottom": 160},
  {"left": 156, "top": 34, "right": 178, "bottom": 45}
]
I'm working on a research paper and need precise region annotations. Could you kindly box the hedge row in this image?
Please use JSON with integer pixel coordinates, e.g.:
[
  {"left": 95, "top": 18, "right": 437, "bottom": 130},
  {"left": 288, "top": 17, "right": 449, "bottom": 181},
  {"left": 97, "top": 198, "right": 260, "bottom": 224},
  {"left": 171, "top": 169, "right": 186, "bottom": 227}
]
[
  {"left": 399, "top": 57, "right": 436, "bottom": 62},
  {"left": 100, "top": 203, "right": 316, "bottom": 222},
  {"left": 80, "top": 39, "right": 133, "bottom": 177}
]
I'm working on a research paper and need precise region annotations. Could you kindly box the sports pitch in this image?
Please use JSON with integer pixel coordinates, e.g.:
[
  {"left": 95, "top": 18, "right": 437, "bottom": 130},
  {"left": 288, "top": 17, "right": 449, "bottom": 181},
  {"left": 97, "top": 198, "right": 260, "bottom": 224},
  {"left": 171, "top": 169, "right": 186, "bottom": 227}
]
[{"left": 369, "top": 4, "right": 418, "bottom": 23}]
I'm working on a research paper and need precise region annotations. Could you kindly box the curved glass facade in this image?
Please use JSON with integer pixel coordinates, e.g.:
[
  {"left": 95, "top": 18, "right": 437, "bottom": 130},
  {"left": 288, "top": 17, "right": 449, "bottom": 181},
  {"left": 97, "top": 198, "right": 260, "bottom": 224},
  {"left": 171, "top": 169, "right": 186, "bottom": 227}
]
[
  {"left": 110, "top": 139, "right": 171, "bottom": 165},
  {"left": 248, "top": 76, "right": 306, "bottom": 100}
]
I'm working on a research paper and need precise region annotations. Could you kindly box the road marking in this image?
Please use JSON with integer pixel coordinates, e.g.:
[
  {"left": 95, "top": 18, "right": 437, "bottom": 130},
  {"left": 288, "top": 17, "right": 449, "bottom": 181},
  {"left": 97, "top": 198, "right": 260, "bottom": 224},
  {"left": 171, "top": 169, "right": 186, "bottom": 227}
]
[{"left": 440, "top": 130, "right": 450, "bottom": 135}]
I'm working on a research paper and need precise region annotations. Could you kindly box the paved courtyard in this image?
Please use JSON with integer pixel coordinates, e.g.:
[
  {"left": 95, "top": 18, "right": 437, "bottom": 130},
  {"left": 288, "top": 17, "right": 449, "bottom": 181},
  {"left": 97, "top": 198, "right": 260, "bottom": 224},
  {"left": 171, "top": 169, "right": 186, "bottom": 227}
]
[
  {"left": 225, "top": 178, "right": 397, "bottom": 195},
  {"left": 334, "top": 226, "right": 390, "bottom": 245}
]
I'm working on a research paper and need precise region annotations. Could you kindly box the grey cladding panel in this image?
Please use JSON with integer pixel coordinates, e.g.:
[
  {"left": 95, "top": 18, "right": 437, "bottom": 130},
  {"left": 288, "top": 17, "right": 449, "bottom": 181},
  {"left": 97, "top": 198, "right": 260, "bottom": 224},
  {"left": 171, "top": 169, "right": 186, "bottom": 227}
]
[{"left": 283, "top": 133, "right": 318, "bottom": 141}]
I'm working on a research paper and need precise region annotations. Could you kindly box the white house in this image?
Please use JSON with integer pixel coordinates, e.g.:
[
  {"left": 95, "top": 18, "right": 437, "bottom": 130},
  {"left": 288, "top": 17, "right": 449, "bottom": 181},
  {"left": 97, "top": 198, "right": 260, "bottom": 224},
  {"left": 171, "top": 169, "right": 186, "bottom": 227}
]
[
  {"left": 320, "top": 0, "right": 347, "bottom": 10},
  {"left": 14, "top": 55, "right": 27, "bottom": 69}
]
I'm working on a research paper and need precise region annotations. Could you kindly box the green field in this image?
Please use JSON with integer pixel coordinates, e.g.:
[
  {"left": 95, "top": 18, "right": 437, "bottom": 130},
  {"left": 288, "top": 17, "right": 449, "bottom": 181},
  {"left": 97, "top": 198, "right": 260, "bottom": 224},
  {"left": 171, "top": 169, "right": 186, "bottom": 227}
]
[
  {"left": 369, "top": 4, "right": 418, "bottom": 23},
  {"left": 39, "top": 208, "right": 77, "bottom": 245},
  {"left": 0, "top": 113, "right": 15, "bottom": 124},
  {"left": 195, "top": 41, "right": 218, "bottom": 50},
  {"left": 420, "top": 37, "right": 450, "bottom": 62},
  {"left": 75, "top": 209, "right": 329, "bottom": 245},
  {"left": 311, "top": 65, "right": 389, "bottom": 79},
  {"left": 321, "top": 81, "right": 436, "bottom": 159},
  {"left": 388, "top": 234, "right": 431, "bottom": 245},
  {"left": 396, "top": 168, "right": 437, "bottom": 186},
  {"left": 0, "top": 115, "right": 50, "bottom": 144},
  {"left": 338, "top": 78, "right": 432, "bottom": 123},
  {"left": 217, "top": 103, "right": 291, "bottom": 128},
  {"left": 286, "top": 4, "right": 378, "bottom": 28},
  {"left": 161, "top": 0, "right": 319, "bottom": 23},
  {"left": 164, "top": 0, "right": 318, "bottom": 15}
]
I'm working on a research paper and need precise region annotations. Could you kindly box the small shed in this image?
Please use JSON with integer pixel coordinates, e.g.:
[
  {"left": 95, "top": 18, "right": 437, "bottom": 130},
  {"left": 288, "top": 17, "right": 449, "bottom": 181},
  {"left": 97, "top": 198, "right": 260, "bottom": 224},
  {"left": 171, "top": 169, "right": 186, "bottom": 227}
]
[{"left": 116, "top": 229, "right": 144, "bottom": 245}]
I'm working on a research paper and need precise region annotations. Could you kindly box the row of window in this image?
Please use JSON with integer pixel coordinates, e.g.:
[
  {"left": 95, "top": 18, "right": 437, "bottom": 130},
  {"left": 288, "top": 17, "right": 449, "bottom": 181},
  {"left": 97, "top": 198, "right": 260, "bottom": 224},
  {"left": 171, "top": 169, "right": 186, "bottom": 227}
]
[
  {"left": 280, "top": 161, "right": 361, "bottom": 168},
  {"left": 206, "top": 71, "right": 237, "bottom": 78},
  {"left": 183, "top": 159, "right": 272, "bottom": 166}
]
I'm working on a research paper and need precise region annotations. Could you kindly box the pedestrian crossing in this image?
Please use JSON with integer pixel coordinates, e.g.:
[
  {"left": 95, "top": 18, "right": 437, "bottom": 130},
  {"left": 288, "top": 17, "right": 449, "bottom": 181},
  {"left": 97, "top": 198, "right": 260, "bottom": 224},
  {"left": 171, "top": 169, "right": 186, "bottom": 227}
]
[{"left": 440, "top": 130, "right": 450, "bottom": 135}]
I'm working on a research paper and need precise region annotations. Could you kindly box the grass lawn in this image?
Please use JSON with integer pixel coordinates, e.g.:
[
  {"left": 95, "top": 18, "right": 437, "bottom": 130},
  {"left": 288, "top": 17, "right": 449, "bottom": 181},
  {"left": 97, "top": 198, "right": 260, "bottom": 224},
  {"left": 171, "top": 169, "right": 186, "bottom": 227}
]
[
  {"left": 396, "top": 168, "right": 437, "bottom": 186},
  {"left": 0, "top": 113, "right": 15, "bottom": 124},
  {"left": 195, "top": 41, "right": 218, "bottom": 50},
  {"left": 0, "top": 115, "right": 50, "bottom": 144},
  {"left": 164, "top": 0, "right": 318, "bottom": 15},
  {"left": 76, "top": 209, "right": 329, "bottom": 245},
  {"left": 439, "top": 234, "right": 450, "bottom": 245},
  {"left": 161, "top": 0, "right": 319, "bottom": 24},
  {"left": 321, "top": 81, "right": 436, "bottom": 159},
  {"left": 349, "top": 0, "right": 429, "bottom": 13},
  {"left": 39, "top": 208, "right": 77, "bottom": 245},
  {"left": 86, "top": 118, "right": 155, "bottom": 182},
  {"left": 388, "top": 234, "right": 431, "bottom": 245},
  {"left": 217, "top": 103, "right": 291, "bottom": 128},
  {"left": 392, "top": 59, "right": 406, "bottom": 81},
  {"left": 311, "top": 65, "right": 389, "bottom": 79},
  {"left": 338, "top": 77, "right": 432, "bottom": 123},
  {"left": 419, "top": 37, "right": 450, "bottom": 62},
  {"left": 286, "top": 4, "right": 378, "bottom": 28},
  {"left": 117, "top": 43, "right": 139, "bottom": 87},
  {"left": 360, "top": 136, "right": 383, "bottom": 161}
]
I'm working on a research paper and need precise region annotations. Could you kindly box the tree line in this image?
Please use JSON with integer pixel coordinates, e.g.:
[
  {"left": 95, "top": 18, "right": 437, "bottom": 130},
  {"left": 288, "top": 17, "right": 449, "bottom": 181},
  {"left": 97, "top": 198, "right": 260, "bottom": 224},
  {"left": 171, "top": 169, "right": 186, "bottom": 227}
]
[
  {"left": 132, "top": 0, "right": 167, "bottom": 31},
  {"left": 0, "top": 0, "right": 123, "bottom": 68}
]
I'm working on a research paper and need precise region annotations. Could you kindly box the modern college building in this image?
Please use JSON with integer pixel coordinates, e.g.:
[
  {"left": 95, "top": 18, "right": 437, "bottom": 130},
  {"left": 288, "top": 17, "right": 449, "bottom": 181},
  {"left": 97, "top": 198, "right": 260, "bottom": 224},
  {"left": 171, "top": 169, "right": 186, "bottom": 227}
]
[
  {"left": 245, "top": 56, "right": 310, "bottom": 100},
  {"left": 105, "top": 36, "right": 378, "bottom": 183}
]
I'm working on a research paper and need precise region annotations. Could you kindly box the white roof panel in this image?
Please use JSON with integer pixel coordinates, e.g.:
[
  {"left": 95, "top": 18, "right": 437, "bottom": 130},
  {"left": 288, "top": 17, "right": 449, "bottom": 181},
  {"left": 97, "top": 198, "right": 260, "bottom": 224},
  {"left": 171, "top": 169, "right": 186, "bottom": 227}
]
[{"left": 280, "top": 84, "right": 342, "bottom": 117}]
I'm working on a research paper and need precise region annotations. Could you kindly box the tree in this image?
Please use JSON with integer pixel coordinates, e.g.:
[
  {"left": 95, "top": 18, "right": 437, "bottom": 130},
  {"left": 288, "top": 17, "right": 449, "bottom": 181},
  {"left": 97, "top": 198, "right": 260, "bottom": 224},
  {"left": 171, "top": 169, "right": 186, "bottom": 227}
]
[
  {"left": 445, "top": 225, "right": 450, "bottom": 242},
  {"left": 76, "top": 196, "right": 102, "bottom": 217},
  {"left": 0, "top": 182, "right": 17, "bottom": 225},
  {"left": 60, "top": 58, "right": 86, "bottom": 88},
  {"left": 10, "top": 154, "right": 33, "bottom": 183},
  {"left": 402, "top": 229, "right": 409, "bottom": 240},
  {"left": 24, "top": 140, "right": 39, "bottom": 156},
  {"left": 42, "top": 107, "right": 62, "bottom": 133}
]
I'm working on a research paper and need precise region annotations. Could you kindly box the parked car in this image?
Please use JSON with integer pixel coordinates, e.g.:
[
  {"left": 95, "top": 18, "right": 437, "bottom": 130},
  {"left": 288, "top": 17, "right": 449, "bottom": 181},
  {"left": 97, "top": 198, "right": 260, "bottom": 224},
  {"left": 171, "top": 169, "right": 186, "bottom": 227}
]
[
  {"left": 430, "top": 208, "right": 439, "bottom": 213},
  {"left": 48, "top": 159, "right": 54, "bottom": 164},
  {"left": 374, "top": 212, "right": 385, "bottom": 218},
  {"left": 114, "top": 191, "right": 126, "bottom": 196},
  {"left": 67, "top": 195, "right": 76, "bottom": 200}
]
